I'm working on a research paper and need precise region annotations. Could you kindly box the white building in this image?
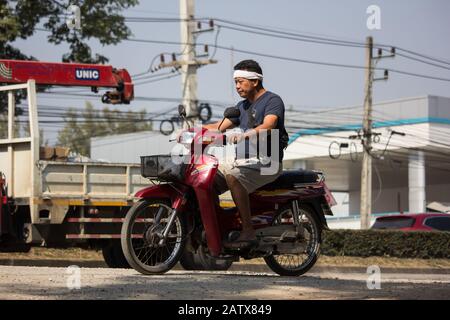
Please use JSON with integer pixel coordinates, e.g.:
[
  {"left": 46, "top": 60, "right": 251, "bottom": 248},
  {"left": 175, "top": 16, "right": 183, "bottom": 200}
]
[{"left": 283, "top": 95, "right": 450, "bottom": 228}]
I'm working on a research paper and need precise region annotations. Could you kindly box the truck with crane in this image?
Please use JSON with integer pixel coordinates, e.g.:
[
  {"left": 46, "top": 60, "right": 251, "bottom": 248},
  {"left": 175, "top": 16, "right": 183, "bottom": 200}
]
[{"left": 0, "top": 59, "right": 229, "bottom": 269}]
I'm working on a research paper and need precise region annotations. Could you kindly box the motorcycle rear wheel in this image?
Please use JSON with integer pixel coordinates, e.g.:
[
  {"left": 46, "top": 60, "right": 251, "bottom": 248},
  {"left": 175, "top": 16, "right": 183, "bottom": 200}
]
[
  {"left": 264, "top": 204, "right": 321, "bottom": 276},
  {"left": 121, "top": 199, "right": 187, "bottom": 275}
]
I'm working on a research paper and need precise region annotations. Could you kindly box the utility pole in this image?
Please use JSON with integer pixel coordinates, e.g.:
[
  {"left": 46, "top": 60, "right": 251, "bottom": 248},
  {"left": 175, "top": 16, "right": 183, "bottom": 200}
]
[
  {"left": 359, "top": 37, "right": 394, "bottom": 229},
  {"left": 154, "top": 0, "right": 217, "bottom": 125},
  {"left": 179, "top": 0, "right": 197, "bottom": 121},
  {"left": 360, "top": 36, "right": 374, "bottom": 230}
]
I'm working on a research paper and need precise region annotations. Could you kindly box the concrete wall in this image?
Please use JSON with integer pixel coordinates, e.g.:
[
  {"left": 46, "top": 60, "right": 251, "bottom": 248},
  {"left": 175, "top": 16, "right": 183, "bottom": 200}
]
[
  {"left": 426, "top": 183, "right": 450, "bottom": 204},
  {"left": 349, "top": 187, "right": 409, "bottom": 215},
  {"left": 326, "top": 215, "right": 378, "bottom": 230},
  {"left": 430, "top": 96, "right": 450, "bottom": 119},
  {"left": 348, "top": 183, "right": 450, "bottom": 215}
]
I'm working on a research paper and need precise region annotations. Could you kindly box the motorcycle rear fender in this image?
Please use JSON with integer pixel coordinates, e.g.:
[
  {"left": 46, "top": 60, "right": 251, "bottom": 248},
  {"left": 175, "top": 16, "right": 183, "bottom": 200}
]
[{"left": 300, "top": 196, "right": 330, "bottom": 230}]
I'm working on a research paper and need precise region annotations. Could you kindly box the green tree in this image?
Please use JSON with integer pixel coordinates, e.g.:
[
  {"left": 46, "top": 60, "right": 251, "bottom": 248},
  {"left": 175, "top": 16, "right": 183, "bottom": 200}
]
[
  {"left": 56, "top": 108, "right": 86, "bottom": 154},
  {"left": 21, "top": 116, "right": 46, "bottom": 145},
  {"left": 102, "top": 106, "right": 153, "bottom": 134},
  {"left": 57, "top": 101, "right": 152, "bottom": 156},
  {"left": 0, "top": 112, "right": 20, "bottom": 139},
  {"left": 0, "top": 0, "right": 139, "bottom": 112}
]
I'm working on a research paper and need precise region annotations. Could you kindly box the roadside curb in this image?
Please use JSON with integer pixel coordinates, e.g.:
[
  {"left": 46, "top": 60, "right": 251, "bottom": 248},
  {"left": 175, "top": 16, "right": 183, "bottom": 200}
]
[{"left": 1, "top": 259, "right": 450, "bottom": 274}]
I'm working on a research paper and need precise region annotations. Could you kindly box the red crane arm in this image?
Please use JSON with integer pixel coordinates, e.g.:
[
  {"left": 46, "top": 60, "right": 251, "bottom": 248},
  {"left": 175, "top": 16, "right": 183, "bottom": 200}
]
[{"left": 0, "top": 59, "right": 134, "bottom": 104}]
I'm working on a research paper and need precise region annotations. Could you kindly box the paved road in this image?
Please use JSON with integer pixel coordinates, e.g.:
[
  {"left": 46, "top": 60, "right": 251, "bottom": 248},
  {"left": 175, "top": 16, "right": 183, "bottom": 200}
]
[{"left": 0, "top": 265, "right": 449, "bottom": 299}]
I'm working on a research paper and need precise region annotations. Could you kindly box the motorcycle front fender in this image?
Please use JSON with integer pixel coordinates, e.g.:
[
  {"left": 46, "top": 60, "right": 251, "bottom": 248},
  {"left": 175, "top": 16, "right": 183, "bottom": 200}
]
[{"left": 134, "top": 184, "right": 180, "bottom": 203}]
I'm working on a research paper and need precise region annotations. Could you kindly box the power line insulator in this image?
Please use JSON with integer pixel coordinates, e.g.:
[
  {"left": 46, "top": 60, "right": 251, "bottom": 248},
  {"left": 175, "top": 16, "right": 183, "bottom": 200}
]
[
  {"left": 209, "top": 19, "right": 214, "bottom": 28},
  {"left": 160, "top": 54, "right": 165, "bottom": 63},
  {"left": 378, "top": 48, "right": 383, "bottom": 57}
]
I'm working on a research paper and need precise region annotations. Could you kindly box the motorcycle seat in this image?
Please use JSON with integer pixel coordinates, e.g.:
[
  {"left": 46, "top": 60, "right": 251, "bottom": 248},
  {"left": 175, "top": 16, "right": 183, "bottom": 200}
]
[{"left": 258, "top": 169, "right": 319, "bottom": 190}]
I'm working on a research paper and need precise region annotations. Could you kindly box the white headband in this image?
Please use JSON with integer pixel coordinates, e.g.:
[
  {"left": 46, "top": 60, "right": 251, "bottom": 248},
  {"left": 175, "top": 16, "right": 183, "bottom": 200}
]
[{"left": 233, "top": 70, "right": 263, "bottom": 80}]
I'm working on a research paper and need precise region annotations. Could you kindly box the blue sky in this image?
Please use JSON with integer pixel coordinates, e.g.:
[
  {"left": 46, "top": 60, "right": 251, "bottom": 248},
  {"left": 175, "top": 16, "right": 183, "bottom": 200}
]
[{"left": 10, "top": 0, "right": 450, "bottom": 143}]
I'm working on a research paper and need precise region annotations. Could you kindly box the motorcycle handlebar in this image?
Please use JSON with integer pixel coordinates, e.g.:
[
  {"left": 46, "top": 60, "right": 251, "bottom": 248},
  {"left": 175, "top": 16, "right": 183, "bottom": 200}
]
[{"left": 174, "top": 127, "right": 242, "bottom": 146}]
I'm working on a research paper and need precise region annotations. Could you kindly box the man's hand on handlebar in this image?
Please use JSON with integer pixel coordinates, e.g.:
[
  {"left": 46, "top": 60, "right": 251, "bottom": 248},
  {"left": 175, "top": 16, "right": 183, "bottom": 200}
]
[
  {"left": 227, "top": 132, "right": 244, "bottom": 144},
  {"left": 227, "top": 129, "right": 257, "bottom": 144}
]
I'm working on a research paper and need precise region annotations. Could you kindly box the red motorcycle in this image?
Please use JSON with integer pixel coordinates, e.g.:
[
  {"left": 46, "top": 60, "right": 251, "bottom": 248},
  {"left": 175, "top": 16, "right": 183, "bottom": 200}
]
[{"left": 121, "top": 106, "right": 336, "bottom": 276}]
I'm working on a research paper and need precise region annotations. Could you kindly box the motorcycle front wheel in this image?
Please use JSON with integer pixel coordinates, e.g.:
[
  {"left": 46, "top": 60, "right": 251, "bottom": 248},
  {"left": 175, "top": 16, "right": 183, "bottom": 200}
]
[{"left": 121, "top": 199, "right": 187, "bottom": 275}]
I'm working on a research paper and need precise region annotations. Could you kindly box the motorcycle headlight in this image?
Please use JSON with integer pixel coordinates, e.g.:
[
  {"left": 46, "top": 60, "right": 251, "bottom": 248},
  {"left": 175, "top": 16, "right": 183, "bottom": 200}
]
[
  {"left": 178, "top": 131, "right": 195, "bottom": 144},
  {"left": 202, "top": 135, "right": 216, "bottom": 144}
]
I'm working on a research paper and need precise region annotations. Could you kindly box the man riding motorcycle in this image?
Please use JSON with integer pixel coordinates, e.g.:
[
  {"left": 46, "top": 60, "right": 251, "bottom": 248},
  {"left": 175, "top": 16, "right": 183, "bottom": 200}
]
[
  {"left": 120, "top": 57, "right": 334, "bottom": 276},
  {"left": 203, "top": 59, "right": 289, "bottom": 248}
]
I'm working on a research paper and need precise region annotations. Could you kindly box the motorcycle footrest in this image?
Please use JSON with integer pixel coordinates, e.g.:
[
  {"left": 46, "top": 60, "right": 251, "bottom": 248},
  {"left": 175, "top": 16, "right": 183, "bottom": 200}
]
[{"left": 279, "top": 231, "right": 299, "bottom": 242}]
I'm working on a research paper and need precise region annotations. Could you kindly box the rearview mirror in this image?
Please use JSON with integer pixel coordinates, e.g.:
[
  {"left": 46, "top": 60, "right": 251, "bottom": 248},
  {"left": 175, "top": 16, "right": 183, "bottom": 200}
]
[
  {"left": 178, "top": 104, "right": 187, "bottom": 118},
  {"left": 223, "top": 107, "right": 240, "bottom": 119}
]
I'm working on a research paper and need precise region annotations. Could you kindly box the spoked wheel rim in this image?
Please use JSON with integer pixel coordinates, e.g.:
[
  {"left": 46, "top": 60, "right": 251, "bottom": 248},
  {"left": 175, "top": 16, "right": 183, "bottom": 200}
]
[
  {"left": 266, "top": 207, "right": 320, "bottom": 274},
  {"left": 127, "top": 202, "right": 183, "bottom": 271}
]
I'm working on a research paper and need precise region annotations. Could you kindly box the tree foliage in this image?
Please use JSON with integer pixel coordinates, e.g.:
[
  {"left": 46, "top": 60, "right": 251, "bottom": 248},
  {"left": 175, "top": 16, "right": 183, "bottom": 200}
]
[
  {"left": 0, "top": 0, "right": 139, "bottom": 112},
  {"left": 57, "top": 101, "right": 152, "bottom": 156},
  {"left": 1, "top": 0, "right": 138, "bottom": 63}
]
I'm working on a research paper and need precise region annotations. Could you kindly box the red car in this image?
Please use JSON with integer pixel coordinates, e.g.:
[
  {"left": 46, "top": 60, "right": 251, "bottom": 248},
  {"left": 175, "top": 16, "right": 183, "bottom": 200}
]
[{"left": 371, "top": 213, "right": 450, "bottom": 232}]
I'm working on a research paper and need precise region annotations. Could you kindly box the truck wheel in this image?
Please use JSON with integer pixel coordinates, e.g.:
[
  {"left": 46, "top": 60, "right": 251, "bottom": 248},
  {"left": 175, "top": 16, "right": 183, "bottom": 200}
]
[
  {"left": 197, "top": 245, "right": 233, "bottom": 271},
  {"left": 179, "top": 245, "right": 233, "bottom": 271},
  {"left": 102, "top": 240, "right": 130, "bottom": 268},
  {"left": 179, "top": 249, "right": 202, "bottom": 270}
]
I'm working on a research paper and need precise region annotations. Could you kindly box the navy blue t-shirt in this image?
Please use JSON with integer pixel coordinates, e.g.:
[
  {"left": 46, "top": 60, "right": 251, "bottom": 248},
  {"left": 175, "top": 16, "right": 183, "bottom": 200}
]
[{"left": 229, "top": 91, "right": 286, "bottom": 161}]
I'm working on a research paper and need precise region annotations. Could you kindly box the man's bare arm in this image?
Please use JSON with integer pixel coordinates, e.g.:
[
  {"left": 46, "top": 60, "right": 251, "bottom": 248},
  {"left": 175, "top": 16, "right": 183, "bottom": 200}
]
[
  {"left": 203, "top": 118, "right": 236, "bottom": 132},
  {"left": 245, "top": 114, "right": 278, "bottom": 137},
  {"left": 229, "top": 115, "right": 278, "bottom": 143}
]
